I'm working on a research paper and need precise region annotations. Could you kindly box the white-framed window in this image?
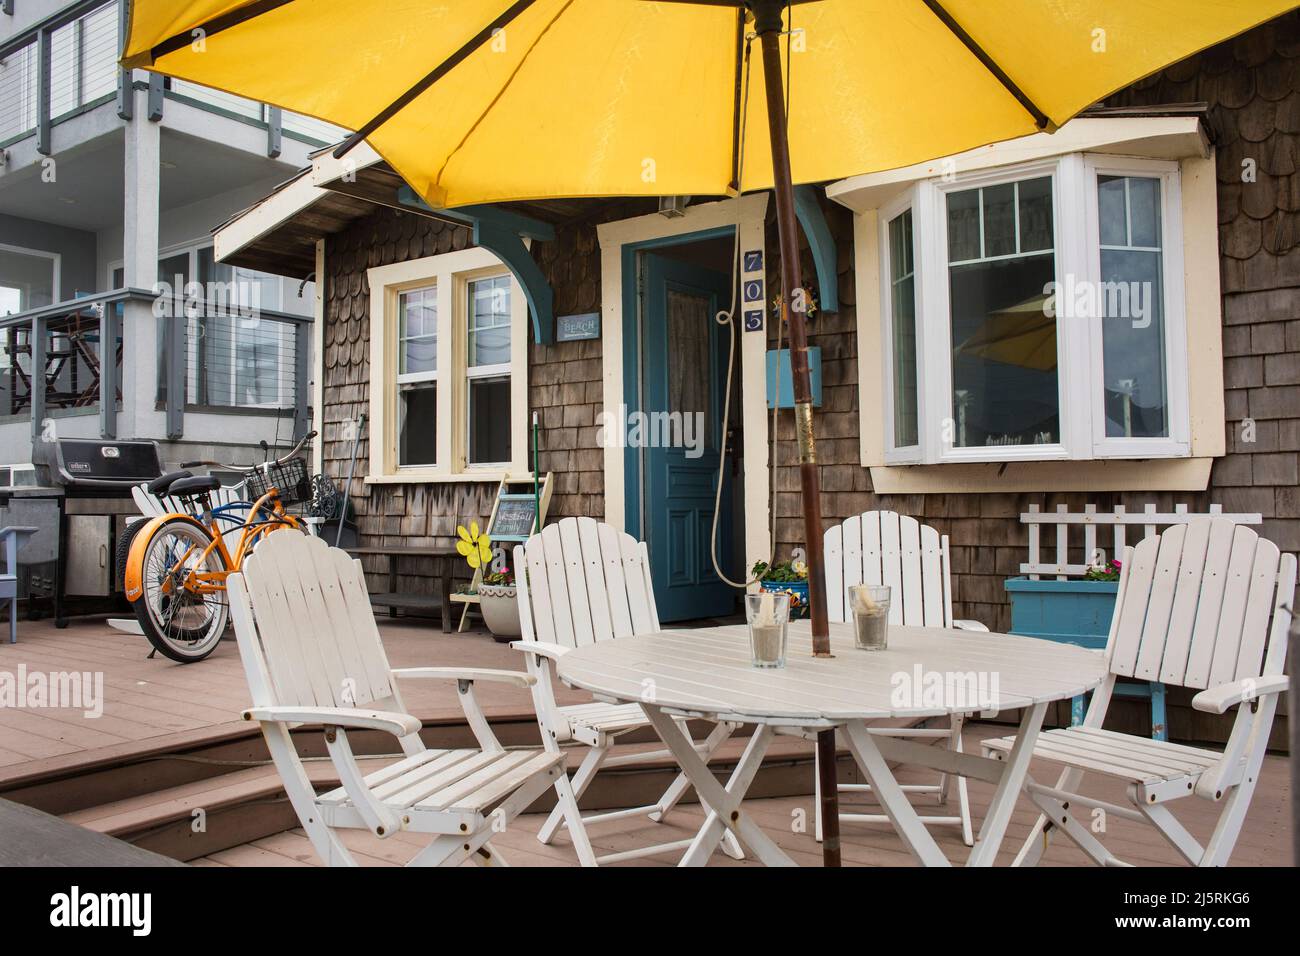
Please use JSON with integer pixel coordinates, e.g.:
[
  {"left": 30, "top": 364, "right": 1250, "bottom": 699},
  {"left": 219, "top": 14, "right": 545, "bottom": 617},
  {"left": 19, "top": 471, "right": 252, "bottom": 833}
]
[
  {"left": 368, "top": 248, "right": 528, "bottom": 482},
  {"left": 878, "top": 153, "right": 1189, "bottom": 465}
]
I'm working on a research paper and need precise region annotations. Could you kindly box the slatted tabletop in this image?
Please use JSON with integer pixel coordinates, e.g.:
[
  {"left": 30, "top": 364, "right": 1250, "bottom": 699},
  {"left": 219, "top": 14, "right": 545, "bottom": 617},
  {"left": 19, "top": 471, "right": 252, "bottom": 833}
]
[{"left": 557, "top": 622, "right": 1107, "bottom": 726}]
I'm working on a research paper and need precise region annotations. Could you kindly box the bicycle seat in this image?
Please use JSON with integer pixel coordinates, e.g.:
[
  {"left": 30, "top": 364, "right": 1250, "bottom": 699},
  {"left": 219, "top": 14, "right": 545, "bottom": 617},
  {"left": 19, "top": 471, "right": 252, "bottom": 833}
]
[
  {"left": 168, "top": 475, "right": 222, "bottom": 498},
  {"left": 147, "top": 470, "right": 192, "bottom": 495}
]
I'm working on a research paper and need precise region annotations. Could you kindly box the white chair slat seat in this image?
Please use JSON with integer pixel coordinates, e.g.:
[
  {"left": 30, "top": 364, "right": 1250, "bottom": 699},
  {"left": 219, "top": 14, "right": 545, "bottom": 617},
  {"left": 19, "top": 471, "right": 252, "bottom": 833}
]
[
  {"left": 983, "top": 728, "right": 1224, "bottom": 787},
  {"left": 229, "top": 530, "right": 579, "bottom": 867},
  {"left": 513, "top": 515, "right": 743, "bottom": 866},
  {"left": 816, "top": 510, "right": 979, "bottom": 845},
  {"left": 987, "top": 518, "right": 1294, "bottom": 867}
]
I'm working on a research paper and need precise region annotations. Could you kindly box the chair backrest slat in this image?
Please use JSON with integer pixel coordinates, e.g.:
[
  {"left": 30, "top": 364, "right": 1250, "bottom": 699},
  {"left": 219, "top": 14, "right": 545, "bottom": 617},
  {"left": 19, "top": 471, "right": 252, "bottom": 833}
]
[
  {"left": 823, "top": 511, "right": 953, "bottom": 627},
  {"left": 1107, "top": 519, "right": 1291, "bottom": 690},
  {"left": 518, "top": 517, "right": 659, "bottom": 647},
  {"left": 237, "top": 532, "right": 395, "bottom": 709}
]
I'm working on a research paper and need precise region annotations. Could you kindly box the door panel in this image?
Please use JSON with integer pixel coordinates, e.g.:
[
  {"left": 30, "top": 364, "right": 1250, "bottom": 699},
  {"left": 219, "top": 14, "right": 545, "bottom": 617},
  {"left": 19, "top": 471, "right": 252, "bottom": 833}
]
[{"left": 642, "top": 251, "right": 734, "bottom": 621}]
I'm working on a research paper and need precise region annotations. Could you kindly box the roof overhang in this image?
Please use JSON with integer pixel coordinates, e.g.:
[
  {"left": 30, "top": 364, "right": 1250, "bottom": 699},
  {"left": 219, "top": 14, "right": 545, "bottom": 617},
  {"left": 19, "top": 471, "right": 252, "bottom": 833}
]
[{"left": 826, "top": 110, "right": 1213, "bottom": 213}]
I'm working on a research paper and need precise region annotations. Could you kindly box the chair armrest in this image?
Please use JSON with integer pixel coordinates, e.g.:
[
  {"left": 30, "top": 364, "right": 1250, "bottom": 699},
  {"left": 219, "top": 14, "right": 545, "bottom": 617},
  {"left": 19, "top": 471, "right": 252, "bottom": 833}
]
[
  {"left": 509, "top": 640, "right": 571, "bottom": 661},
  {"left": 1191, "top": 675, "right": 1289, "bottom": 715},
  {"left": 0, "top": 526, "right": 39, "bottom": 539},
  {"left": 392, "top": 667, "right": 535, "bottom": 688},
  {"left": 241, "top": 705, "right": 422, "bottom": 738},
  {"left": 952, "top": 619, "right": 989, "bottom": 632}
]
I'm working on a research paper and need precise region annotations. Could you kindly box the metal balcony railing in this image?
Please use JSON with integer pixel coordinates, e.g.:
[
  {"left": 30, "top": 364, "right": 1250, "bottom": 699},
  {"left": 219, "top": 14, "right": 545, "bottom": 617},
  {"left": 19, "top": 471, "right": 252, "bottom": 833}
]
[
  {"left": 0, "top": 290, "right": 311, "bottom": 444},
  {"left": 0, "top": 0, "right": 348, "bottom": 152}
]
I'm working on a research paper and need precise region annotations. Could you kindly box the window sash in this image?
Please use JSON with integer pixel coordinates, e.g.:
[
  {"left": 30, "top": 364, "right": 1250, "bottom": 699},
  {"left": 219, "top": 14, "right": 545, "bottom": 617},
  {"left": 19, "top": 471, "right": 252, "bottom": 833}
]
[{"left": 880, "top": 154, "right": 1189, "bottom": 467}]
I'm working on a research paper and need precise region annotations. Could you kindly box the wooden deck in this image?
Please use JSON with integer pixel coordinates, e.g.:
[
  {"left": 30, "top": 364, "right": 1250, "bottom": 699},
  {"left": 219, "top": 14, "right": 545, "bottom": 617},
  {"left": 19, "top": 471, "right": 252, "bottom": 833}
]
[
  {"left": 194, "top": 722, "right": 1293, "bottom": 868},
  {"left": 0, "top": 614, "right": 1292, "bottom": 867}
]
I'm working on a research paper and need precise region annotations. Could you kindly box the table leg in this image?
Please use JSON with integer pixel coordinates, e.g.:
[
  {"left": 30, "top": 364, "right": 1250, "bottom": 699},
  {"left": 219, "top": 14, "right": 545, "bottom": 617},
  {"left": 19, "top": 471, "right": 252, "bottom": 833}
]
[
  {"left": 639, "top": 706, "right": 795, "bottom": 867},
  {"left": 841, "top": 722, "right": 951, "bottom": 867},
  {"left": 965, "top": 701, "right": 1048, "bottom": 867}
]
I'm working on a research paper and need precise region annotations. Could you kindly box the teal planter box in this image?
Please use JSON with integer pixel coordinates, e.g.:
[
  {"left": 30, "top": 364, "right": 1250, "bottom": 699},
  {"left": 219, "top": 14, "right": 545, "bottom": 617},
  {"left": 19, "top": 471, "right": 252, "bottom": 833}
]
[{"left": 1004, "top": 577, "right": 1118, "bottom": 649}]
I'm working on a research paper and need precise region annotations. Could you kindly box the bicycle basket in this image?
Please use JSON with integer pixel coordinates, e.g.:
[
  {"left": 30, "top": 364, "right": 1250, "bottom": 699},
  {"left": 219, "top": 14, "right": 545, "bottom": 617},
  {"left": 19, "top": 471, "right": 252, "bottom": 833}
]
[{"left": 244, "top": 457, "right": 311, "bottom": 506}]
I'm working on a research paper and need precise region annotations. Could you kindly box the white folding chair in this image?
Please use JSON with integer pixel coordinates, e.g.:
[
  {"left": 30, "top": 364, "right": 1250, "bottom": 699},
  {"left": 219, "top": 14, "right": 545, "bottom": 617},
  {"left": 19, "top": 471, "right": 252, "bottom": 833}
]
[
  {"left": 984, "top": 519, "right": 1294, "bottom": 867},
  {"left": 817, "top": 510, "right": 986, "bottom": 845},
  {"left": 512, "top": 516, "right": 743, "bottom": 866},
  {"left": 229, "top": 530, "right": 585, "bottom": 867}
]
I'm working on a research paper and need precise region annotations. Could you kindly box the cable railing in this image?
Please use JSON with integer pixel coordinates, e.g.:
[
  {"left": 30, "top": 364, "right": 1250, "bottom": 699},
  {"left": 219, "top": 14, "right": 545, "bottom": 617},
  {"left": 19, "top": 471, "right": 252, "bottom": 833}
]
[{"left": 0, "top": 0, "right": 349, "bottom": 150}]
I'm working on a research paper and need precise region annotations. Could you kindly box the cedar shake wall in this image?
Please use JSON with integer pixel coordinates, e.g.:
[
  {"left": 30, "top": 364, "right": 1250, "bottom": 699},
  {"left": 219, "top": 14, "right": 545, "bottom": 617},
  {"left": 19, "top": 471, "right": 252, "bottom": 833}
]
[{"left": 321, "top": 203, "right": 640, "bottom": 596}]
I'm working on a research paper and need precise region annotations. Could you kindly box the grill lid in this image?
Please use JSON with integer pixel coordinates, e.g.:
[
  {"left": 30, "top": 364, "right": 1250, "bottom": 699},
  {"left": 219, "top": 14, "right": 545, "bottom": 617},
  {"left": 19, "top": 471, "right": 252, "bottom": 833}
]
[{"left": 51, "top": 439, "right": 163, "bottom": 489}]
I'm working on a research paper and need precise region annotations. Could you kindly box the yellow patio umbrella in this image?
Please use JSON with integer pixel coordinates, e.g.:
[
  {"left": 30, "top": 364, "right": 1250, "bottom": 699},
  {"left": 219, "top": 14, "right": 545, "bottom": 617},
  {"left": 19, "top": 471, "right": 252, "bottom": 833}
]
[{"left": 120, "top": 0, "right": 1297, "bottom": 866}]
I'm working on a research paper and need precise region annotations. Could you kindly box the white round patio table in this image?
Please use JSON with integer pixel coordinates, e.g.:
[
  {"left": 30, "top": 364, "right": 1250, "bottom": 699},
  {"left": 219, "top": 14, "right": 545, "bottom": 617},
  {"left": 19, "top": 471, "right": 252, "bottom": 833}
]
[{"left": 556, "top": 620, "right": 1106, "bottom": 867}]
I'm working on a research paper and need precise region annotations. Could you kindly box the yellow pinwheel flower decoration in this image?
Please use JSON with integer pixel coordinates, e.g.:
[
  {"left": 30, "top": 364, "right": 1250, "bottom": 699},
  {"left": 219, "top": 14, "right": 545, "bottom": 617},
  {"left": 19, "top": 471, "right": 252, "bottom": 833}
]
[{"left": 456, "top": 522, "right": 493, "bottom": 570}]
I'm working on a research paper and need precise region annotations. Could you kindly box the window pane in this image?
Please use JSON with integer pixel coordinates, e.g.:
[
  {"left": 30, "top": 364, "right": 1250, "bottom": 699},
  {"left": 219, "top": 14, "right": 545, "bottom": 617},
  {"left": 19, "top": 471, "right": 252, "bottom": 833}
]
[
  {"left": 1018, "top": 177, "right": 1054, "bottom": 252},
  {"left": 236, "top": 320, "right": 284, "bottom": 406},
  {"left": 667, "top": 288, "right": 712, "bottom": 451},
  {"left": 888, "top": 210, "right": 919, "bottom": 449},
  {"left": 468, "top": 275, "right": 511, "bottom": 367},
  {"left": 982, "top": 183, "right": 1016, "bottom": 258},
  {"left": 1099, "top": 175, "right": 1167, "bottom": 438},
  {"left": 947, "top": 188, "right": 981, "bottom": 262},
  {"left": 469, "top": 376, "right": 510, "bottom": 464},
  {"left": 0, "top": 248, "right": 57, "bottom": 313},
  {"left": 399, "top": 382, "right": 437, "bottom": 466},
  {"left": 1098, "top": 176, "right": 1128, "bottom": 246},
  {"left": 399, "top": 287, "right": 437, "bottom": 374}
]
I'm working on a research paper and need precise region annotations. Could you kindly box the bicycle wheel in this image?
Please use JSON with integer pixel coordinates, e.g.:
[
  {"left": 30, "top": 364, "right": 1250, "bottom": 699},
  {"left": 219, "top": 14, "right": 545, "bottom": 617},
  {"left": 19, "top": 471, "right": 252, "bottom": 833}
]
[{"left": 131, "top": 518, "right": 230, "bottom": 663}]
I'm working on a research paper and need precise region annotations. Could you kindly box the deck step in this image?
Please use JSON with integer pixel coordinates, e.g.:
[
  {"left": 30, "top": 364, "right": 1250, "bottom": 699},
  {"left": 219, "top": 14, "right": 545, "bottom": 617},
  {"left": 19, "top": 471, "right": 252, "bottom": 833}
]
[{"left": 56, "top": 733, "right": 831, "bottom": 862}]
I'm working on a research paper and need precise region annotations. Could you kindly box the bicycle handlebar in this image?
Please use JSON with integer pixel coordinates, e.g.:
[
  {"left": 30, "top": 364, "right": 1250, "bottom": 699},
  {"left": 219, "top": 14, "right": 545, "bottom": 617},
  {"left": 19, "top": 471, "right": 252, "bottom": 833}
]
[{"left": 180, "top": 430, "right": 317, "bottom": 471}]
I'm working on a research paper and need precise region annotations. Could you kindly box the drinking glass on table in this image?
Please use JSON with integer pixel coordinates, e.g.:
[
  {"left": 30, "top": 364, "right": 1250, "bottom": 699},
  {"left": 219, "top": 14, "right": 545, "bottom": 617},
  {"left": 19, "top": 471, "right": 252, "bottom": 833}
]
[
  {"left": 848, "top": 584, "right": 891, "bottom": 650},
  {"left": 745, "top": 591, "right": 790, "bottom": 668}
]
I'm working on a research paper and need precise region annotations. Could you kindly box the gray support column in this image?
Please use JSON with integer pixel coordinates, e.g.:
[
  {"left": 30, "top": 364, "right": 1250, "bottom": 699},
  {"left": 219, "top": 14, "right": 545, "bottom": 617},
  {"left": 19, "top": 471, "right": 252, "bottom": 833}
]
[
  {"left": 99, "top": 302, "right": 117, "bottom": 438},
  {"left": 267, "top": 106, "right": 282, "bottom": 158},
  {"left": 121, "top": 85, "right": 163, "bottom": 442},
  {"left": 116, "top": 1, "right": 134, "bottom": 120},
  {"left": 293, "top": 319, "right": 310, "bottom": 440},
  {"left": 36, "top": 28, "right": 51, "bottom": 156}
]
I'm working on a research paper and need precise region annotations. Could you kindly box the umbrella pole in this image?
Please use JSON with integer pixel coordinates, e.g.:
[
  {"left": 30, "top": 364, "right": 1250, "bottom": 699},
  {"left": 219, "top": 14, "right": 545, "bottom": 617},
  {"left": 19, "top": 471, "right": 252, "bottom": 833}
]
[{"left": 753, "top": 0, "right": 840, "bottom": 868}]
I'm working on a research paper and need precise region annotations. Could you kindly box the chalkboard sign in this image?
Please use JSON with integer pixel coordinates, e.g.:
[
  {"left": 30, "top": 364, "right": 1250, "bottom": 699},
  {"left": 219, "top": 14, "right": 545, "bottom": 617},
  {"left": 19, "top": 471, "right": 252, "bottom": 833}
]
[{"left": 490, "top": 497, "right": 537, "bottom": 538}]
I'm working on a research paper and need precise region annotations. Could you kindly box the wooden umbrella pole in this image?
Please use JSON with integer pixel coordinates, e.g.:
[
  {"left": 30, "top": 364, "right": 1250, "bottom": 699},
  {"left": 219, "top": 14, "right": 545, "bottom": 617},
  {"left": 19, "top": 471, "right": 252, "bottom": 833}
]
[{"left": 753, "top": 0, "right": 840, "bottom": 867}]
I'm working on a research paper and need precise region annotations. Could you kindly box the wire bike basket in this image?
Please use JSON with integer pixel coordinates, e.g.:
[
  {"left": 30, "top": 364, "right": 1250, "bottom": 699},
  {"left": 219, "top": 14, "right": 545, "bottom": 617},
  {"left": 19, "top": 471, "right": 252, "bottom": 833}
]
[{"left": 244, "top": 457, "right": 311, "bottom": 506}]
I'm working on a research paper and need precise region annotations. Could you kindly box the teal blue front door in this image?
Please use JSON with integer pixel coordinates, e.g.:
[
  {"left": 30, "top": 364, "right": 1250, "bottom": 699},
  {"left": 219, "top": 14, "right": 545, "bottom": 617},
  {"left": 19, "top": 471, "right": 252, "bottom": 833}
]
[{"left": 641, "top": 251, "right": 735, "bottom": 622}]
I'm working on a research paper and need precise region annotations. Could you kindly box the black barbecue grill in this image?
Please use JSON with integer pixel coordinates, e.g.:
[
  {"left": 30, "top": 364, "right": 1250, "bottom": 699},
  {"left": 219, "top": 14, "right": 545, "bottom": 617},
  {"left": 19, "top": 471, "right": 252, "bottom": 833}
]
[{"left": 43, "top": 439, "right": 163, "bottom": 626}]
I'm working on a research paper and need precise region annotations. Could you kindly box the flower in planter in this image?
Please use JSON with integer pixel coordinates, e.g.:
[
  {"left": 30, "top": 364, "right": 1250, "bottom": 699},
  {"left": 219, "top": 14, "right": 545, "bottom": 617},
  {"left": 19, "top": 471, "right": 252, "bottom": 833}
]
[
  {"left": 483, "top": 566, "right": 515, "bottom": 587},
  {"left": 455, "top": 522, "right": 493, "bottom": 570},
  {"left": 1084, "top": 558, "right": 1122, "bottom": 582},
  {"left": 751, "top": 559, "right": 809, "bottom": 583}
]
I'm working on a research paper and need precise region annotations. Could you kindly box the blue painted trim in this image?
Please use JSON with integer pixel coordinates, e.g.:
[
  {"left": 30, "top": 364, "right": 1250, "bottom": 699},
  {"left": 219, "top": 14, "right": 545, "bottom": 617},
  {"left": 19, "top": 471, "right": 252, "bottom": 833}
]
[
  {"left": 793, "top": 186, "right": 839, "bottom": 314},
  {"left": 395, "top": 186, "right": 556, "bottom": 344},
  {"left": 617, "top": 225, "right": 735, "bottom": 537}
]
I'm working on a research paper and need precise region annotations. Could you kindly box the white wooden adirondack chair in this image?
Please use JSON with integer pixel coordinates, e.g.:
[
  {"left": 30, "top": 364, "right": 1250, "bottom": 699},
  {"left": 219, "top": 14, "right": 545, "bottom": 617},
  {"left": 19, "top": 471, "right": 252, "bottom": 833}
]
[
  {"left": 984, "top": 518, "right": 1294, "bottom": 867},
  {"left": 816, "top": 510, "right": 988, "bottom": 845},
  {"left": 512, "top": 516, "right": 743, "bottom": 865},
  {"left": 228, "top": 530, "right": 584, "bottom": 867}
]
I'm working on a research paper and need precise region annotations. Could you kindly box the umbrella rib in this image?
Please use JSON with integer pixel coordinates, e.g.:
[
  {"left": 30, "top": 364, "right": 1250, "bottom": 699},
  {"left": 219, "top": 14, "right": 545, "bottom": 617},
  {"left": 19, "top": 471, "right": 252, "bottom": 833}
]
[
  {"left": 919, "top": 0, "right": 1053, "bottom": 132},
  {"left": 147, "top": 0, "right": 298, "bottom": 63},
  {"left": 332, "top": 0, "right": 542, "bottom": 161},
  {"left": 430, "top": 0, "right": 577, "bottom": 197}
]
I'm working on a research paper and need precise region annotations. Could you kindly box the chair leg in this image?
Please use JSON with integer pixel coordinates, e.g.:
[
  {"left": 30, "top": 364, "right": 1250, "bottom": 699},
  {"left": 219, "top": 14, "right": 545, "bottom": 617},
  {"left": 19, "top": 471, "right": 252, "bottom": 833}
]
[
  {"left": 950, "top": 716, "right": 974, "bottom": 847},
  {"left": 648, "top": 721, "right": 743, "bottom": 860},
  {"left": 548, "top": 758, "right": 598, "bottom": 867},
  {"left": 9, "top": 597, "right": 16, "bottom": 644},
  {"left": 1012, "top": 766, "right": 1084, "bottom": 867},
  {"left": 1023, "top": 775, "right": 1125, "bottom": 867},
  {"left": 813, "top": 734, "right": 825, "bottom": 842},
  {"left": 472, "top": 843, "right": 511, "bottom": 867},
  {"left": 537, "top": 744, "right": 607, "bottom": 846}
]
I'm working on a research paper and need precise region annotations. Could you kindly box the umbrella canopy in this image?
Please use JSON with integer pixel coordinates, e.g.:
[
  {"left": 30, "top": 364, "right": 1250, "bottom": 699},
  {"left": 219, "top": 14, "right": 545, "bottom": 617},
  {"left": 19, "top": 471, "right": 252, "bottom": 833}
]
[{"left": 122, "top": 0, "right": 1295, "bottom": 210}]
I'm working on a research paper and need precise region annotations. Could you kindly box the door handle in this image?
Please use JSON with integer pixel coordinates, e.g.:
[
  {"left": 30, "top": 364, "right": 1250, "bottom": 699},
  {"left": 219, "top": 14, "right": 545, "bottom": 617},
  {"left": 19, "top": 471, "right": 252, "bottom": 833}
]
[{"left": 99, "top": 544, "right": 108, "bottom": 568}]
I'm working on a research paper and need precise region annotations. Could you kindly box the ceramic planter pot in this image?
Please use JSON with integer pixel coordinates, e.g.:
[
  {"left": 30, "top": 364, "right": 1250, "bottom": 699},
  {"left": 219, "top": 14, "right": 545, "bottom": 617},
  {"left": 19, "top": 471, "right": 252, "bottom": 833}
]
[{"left": 478, "top": 583, "right": 522, "bottom": 641}]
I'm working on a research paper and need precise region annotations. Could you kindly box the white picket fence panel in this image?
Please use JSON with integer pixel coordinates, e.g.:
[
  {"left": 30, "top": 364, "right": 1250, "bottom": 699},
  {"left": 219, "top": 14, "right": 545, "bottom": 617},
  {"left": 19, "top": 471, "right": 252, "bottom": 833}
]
[{"left": 1021, "top": 503, "right": 1262, "bottom": 580}]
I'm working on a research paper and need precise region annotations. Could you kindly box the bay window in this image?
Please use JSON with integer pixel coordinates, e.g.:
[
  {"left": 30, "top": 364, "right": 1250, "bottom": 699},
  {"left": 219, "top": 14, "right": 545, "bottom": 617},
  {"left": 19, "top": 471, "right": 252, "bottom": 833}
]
[{"left": 879, "top": 153, "right": 1188, "bottom": 465}]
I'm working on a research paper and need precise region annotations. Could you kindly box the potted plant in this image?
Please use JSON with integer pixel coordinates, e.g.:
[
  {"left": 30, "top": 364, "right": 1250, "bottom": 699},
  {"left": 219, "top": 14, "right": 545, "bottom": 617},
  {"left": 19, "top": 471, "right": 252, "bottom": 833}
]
[
  {"left": 1003, "top": 558, "right": 1122, "bottom": 650},
  {"left": 478, "top": 565, "right": 522, "bottom": 641},
  {"left": 456, "top": 522, "right": 522, "bottom": 641},
  {"left": 751, "top": 558, "right": 810, "bottom": 619}
]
